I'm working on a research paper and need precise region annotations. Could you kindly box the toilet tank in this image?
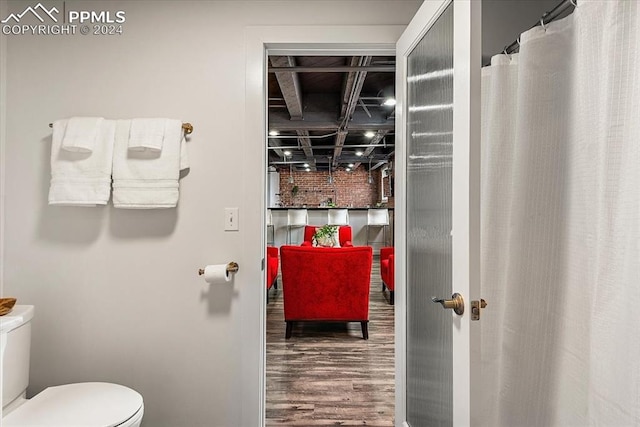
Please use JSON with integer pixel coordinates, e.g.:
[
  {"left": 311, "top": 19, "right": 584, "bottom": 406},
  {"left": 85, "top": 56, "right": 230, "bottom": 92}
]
[{"left": 1, "top": 305, "right": 34, "bottom": 410}]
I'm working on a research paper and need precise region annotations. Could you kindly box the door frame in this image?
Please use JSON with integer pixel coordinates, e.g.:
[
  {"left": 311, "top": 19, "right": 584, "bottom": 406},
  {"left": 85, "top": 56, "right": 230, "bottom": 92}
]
[{"left": 245, "top": 25, "right": 406, "bottom": 426}]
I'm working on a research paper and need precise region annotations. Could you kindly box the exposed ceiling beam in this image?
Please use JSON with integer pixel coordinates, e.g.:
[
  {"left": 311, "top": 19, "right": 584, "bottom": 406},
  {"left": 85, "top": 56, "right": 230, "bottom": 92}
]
[
  {"left": 269, "top": 120, "right": 395, "bottom": 132},
  {"left": 296, "top": 130, "right": 313, "bottom": 158},
  {"left": 362, "top": 130, "right": 389, "bottom": 157},
  {"left": 340, "top": 57, "right": 361, "bottom": 120},
  {"left": 332, "top": 131, "right": 348, "bottom": 167},
  {"left": 267, "top": 143, "right": 394, "bottom": 150},
  {"left": 271, "top": 155, "right": 388, "bottom": 165},
  {"left": 334, "top": 56, "right": 372, "bottom": 164},
  {"left": 358, "top": 99, "right": 372, "bottom": 118},
  {"left": 340, "top": 56, "right": 372, "bottom": 121},
  {"left": 296, "top": 130, "right": 316, "bottom": 170},
  {"left": 267, "top": 54, "right": 396, "bottom": 171},
  {"left": 270, "top": 56, "right": 304, "bottom": 120},
  {"left": 371, "top": 161, "right": 388, "bottom": 171},
  {"left": 269, "top": 65, "right": 394, "bottom": 73}
]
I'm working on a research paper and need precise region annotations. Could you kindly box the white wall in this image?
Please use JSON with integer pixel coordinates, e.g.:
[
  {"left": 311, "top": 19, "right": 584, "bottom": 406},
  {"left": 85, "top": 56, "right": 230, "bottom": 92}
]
[
  {"left": 482, "top": 0, "right": 563, "bottom": 63},
  {"left": 0, "top": 1, "right": 421, "bottom": 425}
]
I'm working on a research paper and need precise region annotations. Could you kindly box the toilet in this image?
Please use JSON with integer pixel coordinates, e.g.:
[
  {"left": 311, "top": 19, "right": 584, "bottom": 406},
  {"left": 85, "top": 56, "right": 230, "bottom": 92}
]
[{"left": 1, "top": 305, "right": 144, "bottom": 426}]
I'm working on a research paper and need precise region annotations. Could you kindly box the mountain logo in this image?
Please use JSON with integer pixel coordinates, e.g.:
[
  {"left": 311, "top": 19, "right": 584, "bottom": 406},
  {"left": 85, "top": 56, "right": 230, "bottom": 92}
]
[{"left": 1, "top": 3, "right": 59, "bottom": 24}]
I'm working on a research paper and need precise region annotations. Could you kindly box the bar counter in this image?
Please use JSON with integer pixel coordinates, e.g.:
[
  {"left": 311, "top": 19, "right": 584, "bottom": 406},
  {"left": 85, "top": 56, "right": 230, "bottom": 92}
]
[
  {"left": 268, "top": 207, "right": 394, "bottom": 249},
  {"left": 269, "top": 207, "right": 395, "bottom": 210}
]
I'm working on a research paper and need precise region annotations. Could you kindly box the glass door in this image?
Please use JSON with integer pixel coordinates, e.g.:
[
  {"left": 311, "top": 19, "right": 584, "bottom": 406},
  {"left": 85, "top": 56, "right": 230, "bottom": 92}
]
[
  {"left": 395, "top": 1, "right": 482, "bottom": 425},
  {"left": 407, "top": 3, "right": 454, "bottom": 424}
]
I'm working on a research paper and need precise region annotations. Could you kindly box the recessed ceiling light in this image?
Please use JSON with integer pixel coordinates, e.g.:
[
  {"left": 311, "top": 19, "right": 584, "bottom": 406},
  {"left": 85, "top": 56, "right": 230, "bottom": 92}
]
[
  {"left": 269, "top": 130, "right": 279, "bottom": 136},
  {"left": 364, "top": 131, "right": 375, "bottom": 138},
  {"left": 303, "top": 163, "right": 309, "bottom": 167},
  {"left": 283, "top": 150, "right": 291, "bottom": 156},
  {"left": 355, "top": 151, "right": 364, "bottom": 156},
  {"left": 383, "top": 98, "right": 397, "bottom": 106},
  {"left": 348, "top": 163, "right": 354, "bottom": 168}
]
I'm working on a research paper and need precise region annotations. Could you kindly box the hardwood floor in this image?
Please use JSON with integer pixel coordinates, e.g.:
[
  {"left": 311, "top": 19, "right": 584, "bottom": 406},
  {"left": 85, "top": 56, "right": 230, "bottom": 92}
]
[{"left": 266, "top": 261, "right": 395, "bottom": 426}]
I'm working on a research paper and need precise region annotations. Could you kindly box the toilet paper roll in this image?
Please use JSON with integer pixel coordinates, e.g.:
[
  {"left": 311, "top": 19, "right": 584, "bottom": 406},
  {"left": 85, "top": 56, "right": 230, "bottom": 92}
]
[
  {"left": 203, "top": 264, "right": 231, "bottom": 284},
  {"left": 204, "top": 264, "right": 231, "bottom": 285}
]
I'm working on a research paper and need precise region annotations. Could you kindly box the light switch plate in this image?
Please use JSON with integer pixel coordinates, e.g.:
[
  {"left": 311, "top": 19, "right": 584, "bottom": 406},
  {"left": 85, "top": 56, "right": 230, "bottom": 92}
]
[{"left": 225, "top": 207, "right": 239, "bottom": 231}]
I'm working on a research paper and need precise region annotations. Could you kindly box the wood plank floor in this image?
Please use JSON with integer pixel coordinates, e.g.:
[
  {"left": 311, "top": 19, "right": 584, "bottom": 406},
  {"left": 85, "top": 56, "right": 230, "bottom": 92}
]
[{"left": 266, "top": 260, "right": 395, "bottom": 426}]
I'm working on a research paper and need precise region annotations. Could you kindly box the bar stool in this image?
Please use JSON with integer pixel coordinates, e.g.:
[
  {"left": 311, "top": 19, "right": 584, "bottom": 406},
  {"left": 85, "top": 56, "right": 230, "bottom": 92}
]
[
  {"left": 287, "top": 209, "right": 308, "bottom": 244},
  {"left": 266, "top": 209, "right": 274, "bottom": 245},
  {"left": 366, "top": 208, "right": 390, "bottom": 249},
  {"left": 327, "top": 208, "right": 349, "bottom": 226}
]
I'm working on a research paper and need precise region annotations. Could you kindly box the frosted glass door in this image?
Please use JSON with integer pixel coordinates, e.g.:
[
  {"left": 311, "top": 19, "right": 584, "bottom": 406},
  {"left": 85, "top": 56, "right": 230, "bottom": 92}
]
[
  {"left": 396, "top": 0, "right": 481, "bottom": 425},
  {"left": 405, "top": 3, "right": 454, "bottom": 425}
]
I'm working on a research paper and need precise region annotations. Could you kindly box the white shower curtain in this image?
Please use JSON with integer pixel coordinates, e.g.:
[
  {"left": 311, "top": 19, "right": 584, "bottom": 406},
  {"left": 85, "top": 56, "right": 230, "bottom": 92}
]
[{"left": 481, "top": 1, "right": 639, "bottom": 426}]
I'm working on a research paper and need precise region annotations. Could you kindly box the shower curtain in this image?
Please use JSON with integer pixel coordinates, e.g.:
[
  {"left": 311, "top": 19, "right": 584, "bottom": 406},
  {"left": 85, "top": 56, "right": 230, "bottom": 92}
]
[{"left": 481, "top": 1, "right": 639, "bottom": 426}]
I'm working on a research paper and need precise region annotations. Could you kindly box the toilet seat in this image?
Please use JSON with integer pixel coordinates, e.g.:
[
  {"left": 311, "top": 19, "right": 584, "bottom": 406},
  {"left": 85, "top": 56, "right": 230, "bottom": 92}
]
[{"left": 3, "top": 382, "right": 144, "bottom": 427}]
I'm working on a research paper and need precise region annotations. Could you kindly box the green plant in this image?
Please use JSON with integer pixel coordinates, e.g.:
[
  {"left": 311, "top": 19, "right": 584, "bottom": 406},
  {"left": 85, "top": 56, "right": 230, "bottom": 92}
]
[
  {"left": 291, "top": 185, "right": 299, "bottom": 197},
  {"left": 312, "top": 224, "right": 338, "bottom": 247}
]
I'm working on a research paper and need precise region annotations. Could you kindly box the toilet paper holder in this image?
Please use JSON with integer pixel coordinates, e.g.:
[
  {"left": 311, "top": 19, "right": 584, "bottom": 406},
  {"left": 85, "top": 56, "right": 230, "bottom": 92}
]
[{"left": 198, "top": 262, "right": 239, "bottom": 276}]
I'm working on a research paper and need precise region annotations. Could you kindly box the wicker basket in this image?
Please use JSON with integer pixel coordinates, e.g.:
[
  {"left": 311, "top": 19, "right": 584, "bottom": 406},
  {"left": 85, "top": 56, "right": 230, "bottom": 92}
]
[{"left": 0, "top": 297, "right": 17, "bottom": 316}]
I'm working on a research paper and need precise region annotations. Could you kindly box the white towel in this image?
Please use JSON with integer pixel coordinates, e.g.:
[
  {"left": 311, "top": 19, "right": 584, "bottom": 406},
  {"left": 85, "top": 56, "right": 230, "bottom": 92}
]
[
  {"left": 112, "top": 119, "right": 189, "bottom": 209},
  {"left": 61, "top": 117, "right": 103, "bottom": 153},
  {"left": 128, "top": 118, "right": 166, "bottom": 152},
  {"left": 48, "top": 119, "right": 115, "bottom": 206}
]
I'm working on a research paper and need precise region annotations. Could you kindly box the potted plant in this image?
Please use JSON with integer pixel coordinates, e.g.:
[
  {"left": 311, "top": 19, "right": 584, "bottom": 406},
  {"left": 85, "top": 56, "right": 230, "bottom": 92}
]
[{"left": 312, "top": 224, "right": 338, "bottom": 247}]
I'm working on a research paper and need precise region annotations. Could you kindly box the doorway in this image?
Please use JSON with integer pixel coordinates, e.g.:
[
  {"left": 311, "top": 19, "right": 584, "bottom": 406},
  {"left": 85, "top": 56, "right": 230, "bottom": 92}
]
[
  {"left": 244, "top": 24, "right": 405, "bottom": 426},
  {"left": 264, "top": 51, "right": 397, "bottom": 425},
  {"left": 242, "top": 23, "right": 407, "bottom": 427}
]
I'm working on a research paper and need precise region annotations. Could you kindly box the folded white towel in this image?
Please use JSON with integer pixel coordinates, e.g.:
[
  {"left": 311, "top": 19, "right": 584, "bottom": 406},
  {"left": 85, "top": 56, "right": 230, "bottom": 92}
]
[
  {"left": 128, "top": 118, "right": 166, "bottom": 152},
  {"left": 113, "top": 119, "right": 189, "bottom": 209},
  {"left": 48, "top": 119, "right": 115, "bottom": 206},
  {"left": 61, "top": 117, "right": 103, "bottom": 153}
]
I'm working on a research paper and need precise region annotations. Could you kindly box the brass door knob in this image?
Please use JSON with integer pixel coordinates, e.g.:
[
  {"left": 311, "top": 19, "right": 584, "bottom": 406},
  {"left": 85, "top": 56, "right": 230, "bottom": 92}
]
[{"left": 432, "top": 293, "right": 465, "bottom": 315}]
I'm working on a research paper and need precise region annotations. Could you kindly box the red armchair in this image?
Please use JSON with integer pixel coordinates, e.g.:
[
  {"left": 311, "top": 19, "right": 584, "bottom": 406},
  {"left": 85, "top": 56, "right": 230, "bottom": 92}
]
[
  {"left": 380, "top": 247, "right": 394, "bottom": 305},
  {"left": 300, "top": 225, "right": 353, "bottom": 247},
  {"left": 266, "top": 246, "right": 279, "bottom": 303},
  {"left": 280, "top": 245, "right": 373, "bottom": 339}
]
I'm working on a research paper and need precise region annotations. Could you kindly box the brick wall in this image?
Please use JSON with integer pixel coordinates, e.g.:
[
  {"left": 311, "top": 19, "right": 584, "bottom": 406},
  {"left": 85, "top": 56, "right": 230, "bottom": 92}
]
[{"left": 278, "top": 166, "right": 384, "bottom": 207}]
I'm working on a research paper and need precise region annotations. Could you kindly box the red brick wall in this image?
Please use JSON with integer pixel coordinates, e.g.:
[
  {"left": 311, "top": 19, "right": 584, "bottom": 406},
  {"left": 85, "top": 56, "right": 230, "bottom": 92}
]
[{"left": 278, "top": 166, "right": 383, "bottom": 207}]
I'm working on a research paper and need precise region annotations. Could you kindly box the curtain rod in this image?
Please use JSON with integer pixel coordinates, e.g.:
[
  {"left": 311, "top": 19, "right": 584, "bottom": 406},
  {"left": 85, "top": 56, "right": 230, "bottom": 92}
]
[
  {"left": 49, "top": 121, "right": 194, "bottom": 135},
  {"left": 497, "top": 0, "right": 576, "bottom": 60}
]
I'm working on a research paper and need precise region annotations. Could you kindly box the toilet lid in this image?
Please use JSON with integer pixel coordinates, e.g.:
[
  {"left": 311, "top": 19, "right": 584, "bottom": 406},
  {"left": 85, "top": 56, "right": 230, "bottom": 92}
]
[{"left": 3, "top": 382, "right": 143, "bottom": 427}]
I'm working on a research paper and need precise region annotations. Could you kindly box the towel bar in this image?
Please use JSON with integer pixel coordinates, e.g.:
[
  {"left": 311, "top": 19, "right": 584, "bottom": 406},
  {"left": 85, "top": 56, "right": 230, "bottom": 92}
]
[{"left": 49, "top": 121, "right": 194, "bottom": 134}]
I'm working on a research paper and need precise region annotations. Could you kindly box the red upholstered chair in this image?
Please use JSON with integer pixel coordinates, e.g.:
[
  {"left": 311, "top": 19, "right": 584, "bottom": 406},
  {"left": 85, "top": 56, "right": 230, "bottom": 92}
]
[
  {"left": 380, "top": 247, "right": 395, "bottom": 305},
  {"left": 266, "top": 246, "right": 279, "bottom": 303},
  {"left": 280, "top": 245, "right": 373, "bottom": 339},
  {"left": 300, "top": 225, "right": 353, "bottom": 247}
]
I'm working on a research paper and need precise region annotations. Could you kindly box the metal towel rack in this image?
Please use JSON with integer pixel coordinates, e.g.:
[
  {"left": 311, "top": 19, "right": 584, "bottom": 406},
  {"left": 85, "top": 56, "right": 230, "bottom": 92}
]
[{"left": 49, "top": 121, "right": 194, "bottom": 134}]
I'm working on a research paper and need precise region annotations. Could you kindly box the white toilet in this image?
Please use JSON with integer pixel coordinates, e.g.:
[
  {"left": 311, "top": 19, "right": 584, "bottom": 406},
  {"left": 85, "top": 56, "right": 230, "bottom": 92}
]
[{"left": 1, "top": 305, "right": 144, "bottom": 426}]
